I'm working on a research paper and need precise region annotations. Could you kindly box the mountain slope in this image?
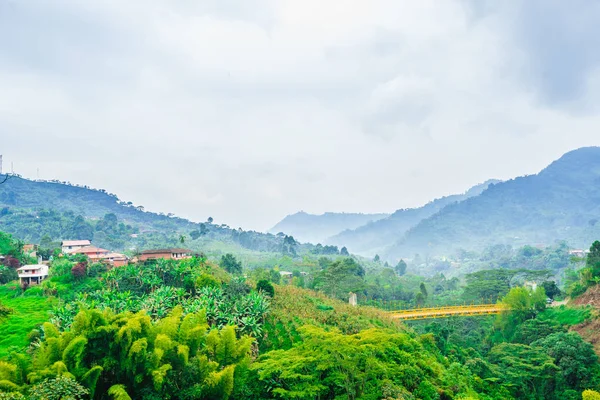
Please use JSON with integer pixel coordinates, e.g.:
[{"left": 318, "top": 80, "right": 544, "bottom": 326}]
[
  {"left": 385, "top": 147, "right": 600, "bottom": 260},
  {"left": 269, "top": 211, "right": 389, "bottom": 244},
  {"left": 327, "top": 180, "right": 500, "bottom": 256},
  {"left": 0, "top": 176, "right": 300, "bottom": 254}
]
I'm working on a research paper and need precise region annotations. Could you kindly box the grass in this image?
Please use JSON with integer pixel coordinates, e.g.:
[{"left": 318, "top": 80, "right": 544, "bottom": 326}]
[
  {"left": 0, "top": 282, "right": 55, "bottom": 359},
  {"left": 538, "top": 305, "right": 592, "bottom": 326}
]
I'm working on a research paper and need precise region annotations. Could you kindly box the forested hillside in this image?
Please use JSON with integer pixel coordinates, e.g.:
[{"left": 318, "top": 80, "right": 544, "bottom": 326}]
[
  {"left": 0, "top": 177, "right": 311, "bottom": 256},
  {"left": 328, "top": 180, "right": 499, "bottom": 256},
  {"left": 269, "top": 211, "right": 389, "bottom": 244},
  {"left": 386, "top": 147, "right": 600, "bottom": 260},
  {"left": 1, "top": 231, "right": 600, "bottom": 399}
]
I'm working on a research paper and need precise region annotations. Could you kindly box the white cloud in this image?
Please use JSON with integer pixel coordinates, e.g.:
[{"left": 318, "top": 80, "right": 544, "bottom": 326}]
[{"left": 1, "top": 0, "right": 599, "bottom": 231}]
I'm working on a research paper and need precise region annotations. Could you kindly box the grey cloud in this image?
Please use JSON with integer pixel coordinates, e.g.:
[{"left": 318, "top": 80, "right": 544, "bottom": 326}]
[{"left": 1, "top": 0, "right": 600, "bottom": 231}]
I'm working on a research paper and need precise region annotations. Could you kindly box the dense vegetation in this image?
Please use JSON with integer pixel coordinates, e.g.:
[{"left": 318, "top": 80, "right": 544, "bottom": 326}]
[
  {"left": 1, "top": 230, "right": 600, "bottom": 399},
  {"left": 0, "top": 177, "right": 316, "bottom": 255}
]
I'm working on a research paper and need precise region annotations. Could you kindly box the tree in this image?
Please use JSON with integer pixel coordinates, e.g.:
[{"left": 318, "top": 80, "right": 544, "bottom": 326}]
[
  {"left": 532, "top": 332, "right": 598, "bottom": 392},
  {"left": 419, "top": 282, "right": 428, "bottom": 299},
  {"left": 207, "top": 217, "right": 214, "bottom": 224},
  {"left": 71, "top": 262, "right": 87, "bottom": 279},
  {"left": 189, "top": 230, "right": 201, "bottom": 240},
  {"left": 373, "top": 254, "right": 380, "bottom": 263},
  {"left": 313, "top": 258, "right": 365, "bottom": 300},
  {"left": 340, "top": 247, "right": 349, "bottom": 256},
  {"left": 488, "top": 343, "right": 558, "bottom": 397},
  {"left": 583, "top": 390, "right": 600, "bottom": 400},
  {"left": 588, "top": 241, "right": 600, "bottom": 277},
  {"left": 256, "top": 280, "right": 275, "bottom": 297},
  {"left": 251, "top": 325, "right": 454, "bottom": 400},
  {"left": 541, "top": 281, "right": 561, "bottom": 299},
  {"left": 415, "top": 292, "right": 426, "bottom": 307},
  {"left": 395, "top": 259, "right": 407, "bottom": 276},
  {"left": 179, "top": 234, "right": 186, "bottom": 245},
  {"left": 497, "top": 286, "right": 547, "bottom": 339},
  {"left": 220, "top": 254, "right": 242, "bottom": 275}
]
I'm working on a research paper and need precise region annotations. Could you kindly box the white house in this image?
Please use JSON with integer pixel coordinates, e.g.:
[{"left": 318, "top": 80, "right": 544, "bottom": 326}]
[
  {"left": 279, "top": 271, "right": 293, "bottom": 279},
  {"left": 17, "top": 264, "right": 49, "bottom": 288},
  {"left": 61, "top": 240, "right": 91, "bottom": 253}
]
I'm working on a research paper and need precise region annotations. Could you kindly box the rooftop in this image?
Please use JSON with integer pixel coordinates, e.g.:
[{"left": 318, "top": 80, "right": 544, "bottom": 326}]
[
  {"left": 66, "top": 246, "right": 109, "bottom": 254},
  {"left": 141, "top": 248, "right": 191, "bottom": 255},
  {"left": 62, "top": 240, "right": 92, "bottom": 246},
  {"left": 17, "top": 264, "right": 48, "bottom": 272}
]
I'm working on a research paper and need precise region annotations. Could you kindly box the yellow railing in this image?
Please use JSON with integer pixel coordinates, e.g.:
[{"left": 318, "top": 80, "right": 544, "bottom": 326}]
[{"left": 386, "top": 304, "right": 506, "bottom": 321}]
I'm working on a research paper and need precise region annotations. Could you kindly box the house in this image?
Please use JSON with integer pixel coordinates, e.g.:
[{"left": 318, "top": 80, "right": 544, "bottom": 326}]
[
  {"left": 524, "top": 280, "right": 538, "bottom": 291},
  {"left": 17, "top": 264, "right": 49, "bottom": 288},
  {"left": 138, "top": 248, "right": 192, "bottom": 262},
  {"left": 23, "top": 244, "right": 37, "bottom": 258},
  {"left": 61, "top": 240, "right": 91, "bottom": 253},
  {"left": 101, "top": 253, "right": 129, "bottom": 267},
  {"left": 279, "top": 271, "right": 293, "bottom": 279},
  {"left": 569, "top": 249, "right": 589, "bottom": 258},
  {"left": 67, "top": 246, "right": 128, "bottom": 266},
  {"left": 67, "top": 246, "right": 110, "bottom": 259}
]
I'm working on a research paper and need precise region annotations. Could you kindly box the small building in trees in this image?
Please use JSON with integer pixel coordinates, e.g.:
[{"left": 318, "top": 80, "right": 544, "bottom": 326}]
[
  {"left": 61, "top": 240, "right": 91, "bottom": 253},
  {"left": 138, "top": 248, "right": 192, "bottom": 262},
  {"left": 65, "top": 246, "right": 128, "bottom": 267},
  {"left": 279, "top": 271, "right": 293, "bottom": 280},
  {"left": 17, "top": 264, "right": 49, "bottom": 288}
]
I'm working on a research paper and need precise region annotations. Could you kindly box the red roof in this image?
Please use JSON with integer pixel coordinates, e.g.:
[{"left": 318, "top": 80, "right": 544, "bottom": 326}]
[{"left": 68, "top": 246, "right": 109, "bottom": 254}]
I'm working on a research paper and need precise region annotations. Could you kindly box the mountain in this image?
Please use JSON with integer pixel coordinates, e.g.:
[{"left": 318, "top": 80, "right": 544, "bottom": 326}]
[
  {"left": 0, "top": 176, "right": 306, "bottom": 255},
  {"left": 327, "top": 180, "right": 500, "bottom": 256},
  {"left": 384, "top": 147, "right": 600, "bottom": 260},
  {"left": 269, "top": 211, "right": 389, "bottom": 244}
]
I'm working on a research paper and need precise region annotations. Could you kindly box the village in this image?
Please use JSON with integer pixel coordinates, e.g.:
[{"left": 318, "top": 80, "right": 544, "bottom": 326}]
[{"left": 15, "top": 240, "right": 193, "bottom": 288}]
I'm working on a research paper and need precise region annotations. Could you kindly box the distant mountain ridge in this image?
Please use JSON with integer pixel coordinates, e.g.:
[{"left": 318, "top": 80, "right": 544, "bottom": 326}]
[
  {"left": 0, "top": 176, "right": 299, "bottom": 254},
  {"left": 326, "top": 180, "right": 500, "bottom": 256},
  {"left": 269, "top": 211, "right": 390, "bottom": 244},
  {"left": 384, "top": 147, "right": 600, "bottom": 260}
]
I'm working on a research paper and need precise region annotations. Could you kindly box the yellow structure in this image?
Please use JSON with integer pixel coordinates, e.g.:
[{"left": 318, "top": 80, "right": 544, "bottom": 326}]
[{"left": 388, "top": 303, "right": 505, "bottom": 320}]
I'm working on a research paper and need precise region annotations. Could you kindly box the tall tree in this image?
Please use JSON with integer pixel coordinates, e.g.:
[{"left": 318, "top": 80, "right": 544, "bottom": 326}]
[
  {"left": 220, "top": 253, "right": 242, "bottom": 275},
  {"left": 395, "top": 260, "right": 407, "bottom": 276}
]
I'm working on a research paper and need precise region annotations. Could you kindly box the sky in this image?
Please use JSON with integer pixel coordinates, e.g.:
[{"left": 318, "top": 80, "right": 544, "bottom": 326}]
[{"left": 1, "top": 0, "right": 600, "bottom": 232}]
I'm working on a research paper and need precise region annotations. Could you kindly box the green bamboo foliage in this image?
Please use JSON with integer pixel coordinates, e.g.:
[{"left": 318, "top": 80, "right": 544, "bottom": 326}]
[{"left": 1, "top": 305, "right": 254, "bottom": 399}]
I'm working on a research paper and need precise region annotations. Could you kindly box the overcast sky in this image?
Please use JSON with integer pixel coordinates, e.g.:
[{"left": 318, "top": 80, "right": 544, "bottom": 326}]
[{"left": 1, "top": 0, "right": 600, "bottom": 231}]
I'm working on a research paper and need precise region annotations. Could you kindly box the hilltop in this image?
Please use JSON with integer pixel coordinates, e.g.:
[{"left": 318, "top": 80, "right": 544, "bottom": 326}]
[
  {"left": 0, "top": 176, "right": 304, "bottom": 255},
  {"left": 327, "top": 180, "right": 500, "bottom": 256},
  {"left": 385, "top": 147, "right": 600, "bottom": 260},
  {"left": 269, "top": 211, "right": 389, "bottom": 244}
]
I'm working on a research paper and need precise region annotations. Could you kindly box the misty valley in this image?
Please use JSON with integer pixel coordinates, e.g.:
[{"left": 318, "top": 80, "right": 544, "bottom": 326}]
[{"left": 0, "top": 148, "right": 599, "bottom": 399}]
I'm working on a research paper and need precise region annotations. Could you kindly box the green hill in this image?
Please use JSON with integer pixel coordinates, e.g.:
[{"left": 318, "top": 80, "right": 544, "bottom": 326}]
[
  {"left": 0, "top": 176, "right": 303, "bottom": 255},
  {"left": 327, "top": 180, "right": 499, "bottom": 256},
  {"left": 385, "top": 147, "right": 600, "bottom": 260}
]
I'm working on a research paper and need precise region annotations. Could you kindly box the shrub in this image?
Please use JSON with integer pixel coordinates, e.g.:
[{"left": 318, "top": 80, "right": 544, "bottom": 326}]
[
  {"left": 28, "top": 376, "right": 89, "bottom": 400},
  {"left": 196, "top": 273, "right": 220, "bottom": 289},
  {"left": 583, "top": 390, "right": 600, "bottom": 400},
  {"left": 256, "top": 280, "right": 275, "bottom": 297},
  {"left": 0, "top": 266, "right": 18, "bottom": 284},
  {"left": 87, "top": 262, "right": 107, "bottom": 277},
  {"left": 71, "top": 262, "right": 87, "bottom": 279}
]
